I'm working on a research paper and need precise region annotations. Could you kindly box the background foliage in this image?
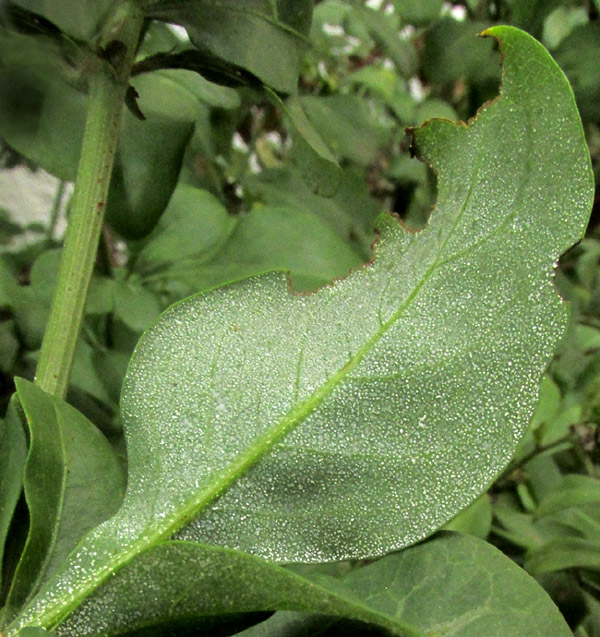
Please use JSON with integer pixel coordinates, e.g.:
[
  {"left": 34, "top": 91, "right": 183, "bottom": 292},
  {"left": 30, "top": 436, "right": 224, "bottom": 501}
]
[{"left": 0, "top": 0, "right": 599, "bottom": 634}]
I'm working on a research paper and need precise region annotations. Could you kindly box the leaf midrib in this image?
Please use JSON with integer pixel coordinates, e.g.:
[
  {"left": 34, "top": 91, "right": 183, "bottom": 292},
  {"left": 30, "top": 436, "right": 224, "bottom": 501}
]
[{"left": 25, "top": 140, "right": 484, "bottom": 633}]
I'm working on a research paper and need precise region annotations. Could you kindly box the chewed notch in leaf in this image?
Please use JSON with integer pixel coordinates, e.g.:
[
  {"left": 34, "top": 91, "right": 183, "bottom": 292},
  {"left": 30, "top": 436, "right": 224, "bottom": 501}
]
[{"left": 10, "top": 26, "right": 593, "bottom": 635}]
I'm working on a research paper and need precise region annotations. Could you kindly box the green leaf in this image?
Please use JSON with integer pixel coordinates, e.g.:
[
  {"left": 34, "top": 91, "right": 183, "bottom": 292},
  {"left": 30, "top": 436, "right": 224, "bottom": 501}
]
[
  {"left": 143, "top": 0, "right": 313, "bottom": 94},
  {"left": 554, "top": 22, "right": 600, "bottom": 122},
  {"left": 0, "top": 69, "right": 194, "bottom": 239},
  {"left": 492, "top": 506, "right": 550, "bottom": 552},
  {"left": 267, "top": 91, "right": 341, "bottom": 197},
  {"left": 536, "top": 475, "right": 600, "bottom": 519},
  {"left": 442, "top": 494, "right": 492, "bottom": 539},
  {"left": 243, "top": 165, "right": 379, "bottom": 249},
  {"left": 422, "top": 18, "right": 499, "bottom": 86},
  {"left": 525, "top": 537, "right": 600, "bottom": 575},
  {"left": 295, "top": 94, "right": 391, "bottom": 166},
  {"left": 134, "top": 185, "right": 236, "bottom": 274},
  {"left": 0, "top": 72, "right": 85, "bottom": 182},
  {"left": 96, "top": 83, "right": 195, "bottom": 240},
  {"left": 0, "top": 397, "right": 27, "bottom": 595},
  {"left": 56, "top": 534, "right": 570, "bottom": 636},
  {"left": 392, "top": 0, "right": 444, "bottom": 26},
  {"left": 9, "top": 26, "right": 594, "bottom": 632},
  {"left": 136, "top": 184, "right": 367, "bottom": 294},
  {"left": 353, "top": 6, "right": 417, "bottom": 78},
  {"left": 132, "top": 66, "right": 241, "bottom": 110},
  {"left": 112, "top": 279, "right": 161, "bottom": 333},
  {"left": 503, "top": 0, "right": 564, "bottom": 38},
  {"left": 3, "top": 379, "right": 125, "bottom": 623},
  {"left": 6, "top": 0, "right": 116, "bottom": 41}
]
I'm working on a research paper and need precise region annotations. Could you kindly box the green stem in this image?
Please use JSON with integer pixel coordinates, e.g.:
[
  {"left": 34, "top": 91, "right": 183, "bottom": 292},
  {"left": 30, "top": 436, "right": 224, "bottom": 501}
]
[{"left": 35, "top": 1, "right": 143, "bottom": 398}]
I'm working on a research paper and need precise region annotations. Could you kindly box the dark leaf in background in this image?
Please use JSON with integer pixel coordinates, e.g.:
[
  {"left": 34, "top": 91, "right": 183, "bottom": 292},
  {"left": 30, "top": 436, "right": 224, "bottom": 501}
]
[
  {"left": 554, "top": 22, "right": 600, "bottom": 123},
  {"left": 143, "top": 0, "right": 313, "bottom": 94}
]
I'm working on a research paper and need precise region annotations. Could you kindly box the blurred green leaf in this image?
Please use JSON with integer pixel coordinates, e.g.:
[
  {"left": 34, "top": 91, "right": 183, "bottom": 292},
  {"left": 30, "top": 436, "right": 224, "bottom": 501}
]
[
  {"left": 143, "top": 0, "right": 313, "bottom": 94},
  {"left": 422, "top": 18, "right": 499, "bottom": 86},
  {"left": 105, "top": 112, "right": 193, "bottom": 240},
  {"left": 526, "top": 537, "right": 600, "bottom": 575},
  {"left": 554, "top": 22, "right": 600, "bottom": 122},
  {"left": 244, "top": 165, "right": 379, "bottom": 248},
  {"left": 269, "top": 91, "right": 341, "bottom": 197},
  {"left": 537, "top": 476, "right": 600, "bottom": 518},
  {"left": 113, "top": 279, "right": 161, "bottom": 333},
  {"left": 502, "top": 0, "right": 564, "bottom": 38},
  {"left": 6, "top": 0, "right": 115, "bottom": 41},
  {"left": 296, "top": 94, "right": 391, "bottom": 166},
  {"left": 138, "top": 184, "right": 368, "bottom": 294},
  {"left": 353, "top": 6, "right": 417, "bottom": 78},
  {"left": 0, "top": 69, "right": 195, "bottom": 239},
  {"left": 542, "top": 6, "right": 588, "bottom": 49},
  {"left": 393, "top": 0, "right": 444, "bottom": 27}
]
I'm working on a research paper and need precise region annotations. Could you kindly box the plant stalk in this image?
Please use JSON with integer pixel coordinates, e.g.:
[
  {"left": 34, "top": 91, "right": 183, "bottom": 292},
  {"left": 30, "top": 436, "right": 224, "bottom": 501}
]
[{"left": 35, "top": 1, "right": 143, "bottom": 398}]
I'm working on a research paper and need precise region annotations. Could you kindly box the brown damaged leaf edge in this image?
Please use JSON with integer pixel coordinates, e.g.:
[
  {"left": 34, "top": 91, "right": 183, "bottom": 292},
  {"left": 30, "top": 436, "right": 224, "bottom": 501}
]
[
  {"left": 296, "top": 27, "right": 508, "bottom": 298},
  {"left": 406, "top": 24, "right": 593, "bottom": 308},
  {"left": 407, "top": 28, "right": 503, "bottom": 169}
]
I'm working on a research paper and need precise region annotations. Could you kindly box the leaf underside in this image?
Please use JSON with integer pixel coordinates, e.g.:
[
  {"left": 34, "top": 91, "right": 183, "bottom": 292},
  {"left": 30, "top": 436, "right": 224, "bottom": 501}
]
[{"left": 8, "top": 26, "right": 593, "bottom": 634}]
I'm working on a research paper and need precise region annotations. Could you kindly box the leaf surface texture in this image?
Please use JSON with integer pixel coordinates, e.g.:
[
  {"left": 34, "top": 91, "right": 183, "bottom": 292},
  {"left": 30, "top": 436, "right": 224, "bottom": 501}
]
[{"left": 8, "top": 26, "right": 593, "bottom": 633}]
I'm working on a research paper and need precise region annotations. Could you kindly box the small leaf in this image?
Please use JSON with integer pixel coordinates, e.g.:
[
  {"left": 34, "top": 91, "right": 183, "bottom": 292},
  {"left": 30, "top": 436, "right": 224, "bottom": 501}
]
[
  {"left": 442, "top": 494, "right": 492, "bottom": 539},
  {"left": 504, "top": 0, "right": 564, "bottom": 38},
  {"left": 267, "top": 90, "right": 341, "bottom": 197},
  {"left": 423, "top": 18, "right": 499, "bottom": 86},
  {"left": 104, "top": 107, "right": 194, "bottom": 240},
  {"left": 526, "top": 537, "right": 600, "bottom": 575},
  {"left": 2, "top": 0, "right": 115, "bottom": 41},
  {"left": 57, "top": 534, "right": 570, "bottom": 636},
  {"left": 113, "top": 280, "right": 161, "bottom": 333},
  {"left": 536, "top": 475, "right": 600, "bottom": 518},
  {"left": 3, "top": 379, "right": 125, "bottom": 623},
  {"left": 294, "top": 94, "right": 390, "bottom": 166},
  {"left": 197, "top": 166, "right": 380, "bottom": 254},
  {"left": 354, "top": 6, "right": 417, "bottom": 77}
]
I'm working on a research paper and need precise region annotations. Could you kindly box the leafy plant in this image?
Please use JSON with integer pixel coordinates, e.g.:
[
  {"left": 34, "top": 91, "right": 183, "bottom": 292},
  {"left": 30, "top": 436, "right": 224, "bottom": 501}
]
[{"left": 0, "top": 1, "right": 598, "bottom": 635}]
